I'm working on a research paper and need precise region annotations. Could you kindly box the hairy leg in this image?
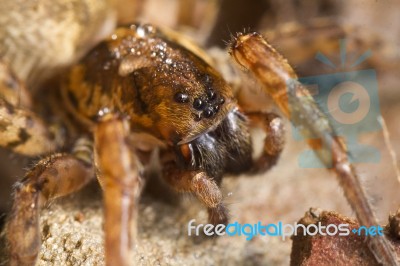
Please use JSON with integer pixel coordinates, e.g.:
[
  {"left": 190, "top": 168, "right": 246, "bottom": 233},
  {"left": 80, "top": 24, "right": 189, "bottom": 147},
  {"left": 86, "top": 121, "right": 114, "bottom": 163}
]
[
  {"left": 162, "top": 161, "right": 228, "bottom": 225},
  {"left": 6, "top": 138, "right": 94, "bottom": 266},
  {"left": 216, "top": 109, "right": 284, "bottom": 175},
  {"left": 246, "top": 112, "right": 285, "bottom": 173},
  {"left": 230, "top": 32, "right": 398, "bottom": 265},
  {"left": 94, "top": 115, "right": 143, "bottom": 266}
]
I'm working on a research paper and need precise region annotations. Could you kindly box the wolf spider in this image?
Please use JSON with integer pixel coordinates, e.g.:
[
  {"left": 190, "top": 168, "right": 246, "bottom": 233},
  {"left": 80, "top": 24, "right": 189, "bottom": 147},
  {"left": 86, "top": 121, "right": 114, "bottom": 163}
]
[
  {"left": 0, "top": 21, "right": 396, "bottom": 265},
  {"left": 1, "top": 18, "right": 398, "bottom": 266}
]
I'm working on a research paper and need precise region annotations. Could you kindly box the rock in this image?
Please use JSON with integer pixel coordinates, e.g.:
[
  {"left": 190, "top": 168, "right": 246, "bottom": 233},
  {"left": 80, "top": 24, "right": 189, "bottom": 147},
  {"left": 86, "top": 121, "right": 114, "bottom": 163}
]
[{"left": 290, "top": 209, "right": 400, "bottom": 266}]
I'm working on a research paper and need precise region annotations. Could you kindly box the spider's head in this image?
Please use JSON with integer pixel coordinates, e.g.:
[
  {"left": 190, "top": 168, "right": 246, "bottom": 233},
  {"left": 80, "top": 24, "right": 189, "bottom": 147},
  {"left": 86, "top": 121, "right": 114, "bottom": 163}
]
[
  {"left": 63, "top": 24, "right": 237, "bottom": 145},
  {"left": 130, "top": 53, "right": 237, "bottom": 145},
  {"left": 114, "top": 25, "right": 238, "bottom": 145}
]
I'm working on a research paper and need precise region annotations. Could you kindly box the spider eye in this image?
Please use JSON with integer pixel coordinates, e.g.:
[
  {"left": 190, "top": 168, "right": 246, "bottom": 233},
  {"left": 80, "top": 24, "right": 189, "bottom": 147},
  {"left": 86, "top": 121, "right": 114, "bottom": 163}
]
[
  {"left": 193, "top": 98, "right": 205, "bottom": 110},
  {"left": 202, "top": 107, "right": 214, "bottom": 118},
  {"left": 174, "top": 92, "right": 189, "bottom": 103},
  {"left": 206, "top": 89, "right": 216, "bottom": 100}
]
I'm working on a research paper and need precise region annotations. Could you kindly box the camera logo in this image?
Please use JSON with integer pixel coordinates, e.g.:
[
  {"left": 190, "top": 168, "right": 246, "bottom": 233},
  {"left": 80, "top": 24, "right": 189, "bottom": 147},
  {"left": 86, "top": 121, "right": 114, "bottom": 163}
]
[{"left": 292, "top": 39, "right": 381, "bottom": 168}]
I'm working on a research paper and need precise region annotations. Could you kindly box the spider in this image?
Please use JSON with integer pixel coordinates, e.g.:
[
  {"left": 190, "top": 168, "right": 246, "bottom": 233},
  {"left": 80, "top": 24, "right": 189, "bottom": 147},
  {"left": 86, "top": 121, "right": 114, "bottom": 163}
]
[{"left": 1, "top": 1, "right": 399, "bottom": 266}]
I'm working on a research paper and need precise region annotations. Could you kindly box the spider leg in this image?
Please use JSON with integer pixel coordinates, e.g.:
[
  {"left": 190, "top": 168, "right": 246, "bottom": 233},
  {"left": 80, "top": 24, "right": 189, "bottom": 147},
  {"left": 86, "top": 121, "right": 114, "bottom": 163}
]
[
  {"left": 246, "top": 112, "right": 285, "bottom": 174},
  {"left": 162, "top": 161, "right": 228, "bottom": 225},
  {"left": 0, "top": 62, "right": 62, "bottom": 156},
  {"left": 213, "top": 109, "right": 284, "bottom": 175},
  {"left": 94, "top": 115, "right": 143, "bottom": 266},
  {"left": 230, "top": 32, "right": 398, "bottom": 265},
  {"left": 6, "top": 137, "right": 94, "bottom": 266}
]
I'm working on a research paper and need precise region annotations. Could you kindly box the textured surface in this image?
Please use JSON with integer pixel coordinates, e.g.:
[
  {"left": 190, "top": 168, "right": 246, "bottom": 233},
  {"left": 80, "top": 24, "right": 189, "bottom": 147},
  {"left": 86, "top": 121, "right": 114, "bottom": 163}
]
[
  {"left": 0, "top": 0, "right": 116, "bottom": 87},
  {"left": 1, "top": 1, "right": 400, "bottom": 266},
  {"left": 291, "top": 210, "right": 400, "bottom": 266}
]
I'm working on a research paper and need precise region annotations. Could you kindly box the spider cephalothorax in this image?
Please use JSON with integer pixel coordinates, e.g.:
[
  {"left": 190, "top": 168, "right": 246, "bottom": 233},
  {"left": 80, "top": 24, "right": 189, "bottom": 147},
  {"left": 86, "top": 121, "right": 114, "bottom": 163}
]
[{"left": 64, "top": 24, "right": 236, "bottom": 144}]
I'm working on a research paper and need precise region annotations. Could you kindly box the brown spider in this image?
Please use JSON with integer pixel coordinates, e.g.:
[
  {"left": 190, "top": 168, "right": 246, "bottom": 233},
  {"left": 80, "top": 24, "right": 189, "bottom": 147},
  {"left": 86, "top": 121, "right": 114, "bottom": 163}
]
[
  {"left": 3, "top": 22, "right": 283, "bottom": 265},
  {"left": 2, "top": 22, "right": 398, "bottom": 266},
  {"left": 1, "top": 1, "right": 399, "bottom": 265}
]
